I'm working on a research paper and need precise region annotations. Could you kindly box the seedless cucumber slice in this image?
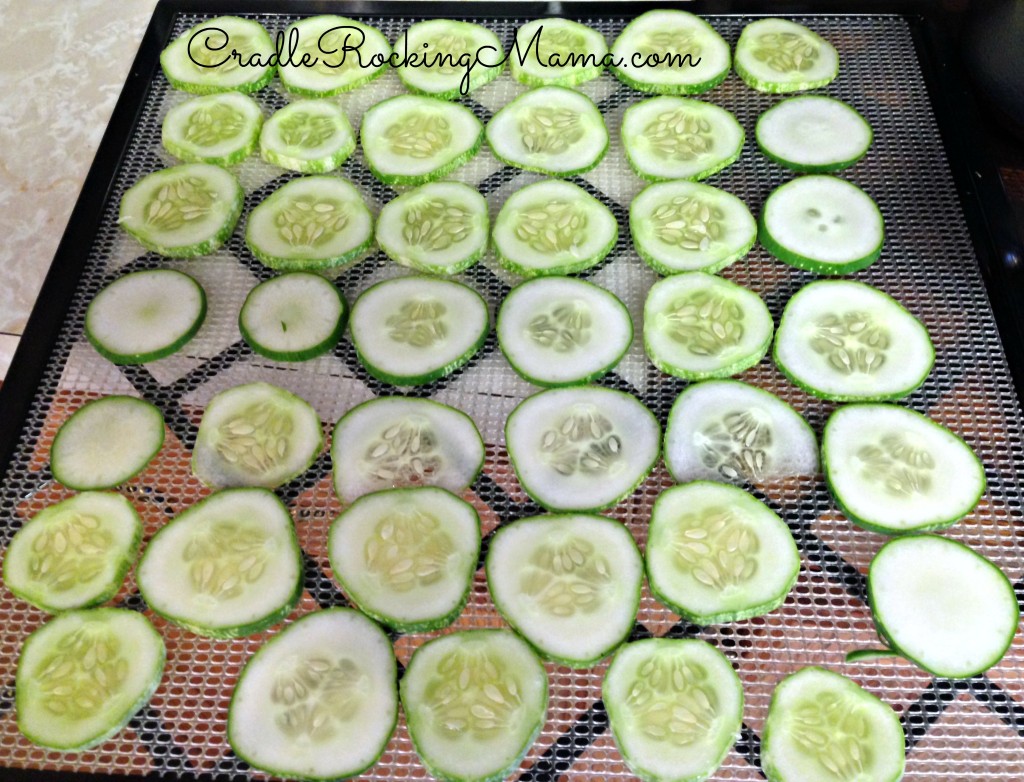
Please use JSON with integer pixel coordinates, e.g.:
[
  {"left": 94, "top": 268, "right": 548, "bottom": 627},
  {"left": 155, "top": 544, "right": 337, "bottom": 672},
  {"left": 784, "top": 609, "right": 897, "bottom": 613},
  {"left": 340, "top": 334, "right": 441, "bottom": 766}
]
[
  {"left": 492, "top": 179, "right": 617, "bottom": 277},
  {"left": 510, "top": 18, "right": 607, "bottom": 87},
  {"left": 239, "top": 272, "right": 346, "bottom": 361},
  {"left": 229, "top": 608, "right": 397, "bottom": 780},
  {"left": 401, "top": 630, "right": 548, "bottom": 782},
  {"left": 278, "top": 16, "right": 391, "bottom": 96},
  {"left": 86, "top": 269, "right": 206, "bottom": 365},
  {"left": 162, "top": 93, "right": 263, "bottom": 166},
  {"left": 506, "top": 386, "right": 660, "bottom": 512},
  {"left": 4, "top": 493, "right": 141, "bottom": 613},
  {"left": 735, "top": 19, "right": 839, "bottom": 94},
  {"left": 16, "top": 608, "right": 164, "bottom": 751},
  {"left": 349, "top": 276, "right": 489, "bottom": 386},
  {"left": 757, "top": 96, "right": 873, "bottom": 173},
  {"left": 603, "top": 638, "right": 743, "bottom": 782},
  {"left": 260, "top": 100, "right": 355, "bottom": 173},
  {"left": 486, "top": 514, "right": 642, "bottom": 667},
  {"left": 644, "top": 273, "right": 773, "bottom": 380},
  {"left": 160, "top": 16, "right": 275, "bottom": 94},
  {"left": 774, "top": 280, "right": 934, "bottom": 401},
  {"left": 395, "top": 20, "right": 505, "bottom": 98}
]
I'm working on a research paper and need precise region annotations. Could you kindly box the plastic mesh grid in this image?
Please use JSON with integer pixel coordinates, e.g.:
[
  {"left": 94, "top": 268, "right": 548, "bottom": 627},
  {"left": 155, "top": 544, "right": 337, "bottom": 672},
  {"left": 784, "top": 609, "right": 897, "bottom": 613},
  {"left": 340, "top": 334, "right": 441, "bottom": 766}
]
[{"left": 1, "top": 9, "right": 1024, "bottom": 780}]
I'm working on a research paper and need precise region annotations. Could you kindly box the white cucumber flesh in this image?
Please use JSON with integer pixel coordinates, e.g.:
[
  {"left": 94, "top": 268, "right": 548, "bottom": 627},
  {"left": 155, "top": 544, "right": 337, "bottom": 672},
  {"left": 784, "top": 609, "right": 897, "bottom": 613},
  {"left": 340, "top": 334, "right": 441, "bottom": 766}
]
[
  {"left": 734, "top": 19, "right": 839, "bottom": 93},
  {"left": 162, "top": 92, "right": 263, "bottom": 166},
  {"left": 757, "top": 95, "right": 873, "bottom": 172},
  {"left": 278, "top": 16, "right": 391, "bottom": 96},
  {"left": 260, "top": 100, "right": 355, "bottom": 173},
  {"left": 239, "top": 272, "right": 346, "bottom": 361},
  {"left": 160, "top": 16, "right": 275, "bottom": 94},
  {"left": 396, "top": 20, "right": 505, "bottom": 98},
  {"left": 510, "top": 18, "right": 607, "bottom": 87}
]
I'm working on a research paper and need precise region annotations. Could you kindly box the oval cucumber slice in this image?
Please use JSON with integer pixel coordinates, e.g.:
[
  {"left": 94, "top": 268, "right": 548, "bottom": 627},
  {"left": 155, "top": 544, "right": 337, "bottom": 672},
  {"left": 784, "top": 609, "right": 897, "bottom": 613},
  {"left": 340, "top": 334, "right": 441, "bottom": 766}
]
[
  {"left": 395, "top": 20, "right": 505, "bottom": 98},
  {"left": 239, "top": 272, "right": 346, "bottom": 361},
  {"left": 162, "top": 93, "right": 263, "bottom": 166},
  {"left": 278, "top": 16, "right": 391, "bottom": 96},
  {"left": 486, "top": 513, "right": 642, "bottom": 667},
  {"left": 757, "top": 96, "right": 873, "bottom": 173},
  {"left": 160, "top": 16, "right": 275, "bottom": 94},
  {"left": 510, "top": 18, "right": 607, "bottom": 87},
  {"left": 735, "top": 19, "right": 839, "bottom": 94},
  {"left": 259, "top": 100, "right": 355, "bottom": 174}
]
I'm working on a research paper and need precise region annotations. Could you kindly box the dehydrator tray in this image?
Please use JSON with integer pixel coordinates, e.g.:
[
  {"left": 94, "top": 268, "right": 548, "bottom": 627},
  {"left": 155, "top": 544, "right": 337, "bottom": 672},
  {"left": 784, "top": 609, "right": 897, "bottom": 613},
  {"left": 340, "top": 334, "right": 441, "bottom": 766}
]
[{"left": 2, "top": 2, "right": 1024, "bottom": 780}]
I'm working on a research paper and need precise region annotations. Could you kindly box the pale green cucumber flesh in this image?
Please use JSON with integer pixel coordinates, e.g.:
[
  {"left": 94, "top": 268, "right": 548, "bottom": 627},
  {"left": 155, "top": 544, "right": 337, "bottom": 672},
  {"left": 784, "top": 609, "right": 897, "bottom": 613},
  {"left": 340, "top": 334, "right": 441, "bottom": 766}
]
[
  {"left": 396, "top": 20, "right": 505, "bottom": 98},
  {"left": 510, "top": 18, "right": 607, "bottom": 88},
  {"left": 756, "top": 96, "right": 873, "bottom": 173},
  {"left": 277, "top": 16, "right": 391, "bottom": 96},
  {"left": 734, "top": 19, "right": 839, "bottom": 94},
  {"left": 239, "top": 272, "right": 347, "bottom": 361},
  {"left": 160, "top": 16, "right": 275, "bottom": 95},
  {"left": 162, "top": 92, "right": 263, "bottom": 166},
  {"left": 260, "top": 100, "right": 355, "bottom": 174}
]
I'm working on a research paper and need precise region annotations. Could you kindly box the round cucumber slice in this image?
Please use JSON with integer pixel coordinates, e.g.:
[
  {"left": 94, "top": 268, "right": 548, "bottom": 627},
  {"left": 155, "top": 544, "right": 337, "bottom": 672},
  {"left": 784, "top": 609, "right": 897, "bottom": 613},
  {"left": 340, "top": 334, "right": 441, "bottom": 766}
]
[
  {"left": 4, "top": 493, "right": 141, "bottom": 614},
  {"left": 497, "top": 277, "right": 632, "bottom": 387},
  {"left": 395, "top": 19, "right": 505, "bottom": 98},
  {"left": 506, "top": 386, "right": 661, "bottom": 512},
  {"left": 621, "top": 96, "right": 744, "bottom": 182},
  {"left": 192, "top": 382, "right": 323, "bottom": 489},
  {"left": 757, "top": 96, "right": 873, "bottom": 173},
  {"left": 603, "top": 638, "right": 743, "bottom": 782},
  {"left": 228, "top": 608, "right": 397, "bottom": 781},
  {"left": 664, "top": 380, "right": 818, "bottom": 484},
  {"left": 509, "top": 18, "right": 607, "bottom": 87},
  {"left": 630, "top": 181, "right": 757, "bottom": 275},
  {"left": 486, "top": 513, "right": 643, "bottom": 667},
  {"left": 328, "top": 487, "right": 480, "bottom": 632},
  {"left": 486, "top": 86, "right": 608, "bottom": 177},
  {"left": 401, "top": 630, "right": 548, "bottom": 782},
  {"left": 278, "top": 16, "right": 391, "bottom": 96},
  {"left": 610, "top": 10, "right": 731, "bottom": 95},
  {"left": 160, "top": 16, "right": 275, "bottom": 94},
  {"left": 16, "top": 608, "right": 165, "bottom": 751},
  {"left": 349, "top": 276, "right": 489, "bottom": 386},
  {"left": 162, "top": 92, "right": 263, "bottom": 166},
  {"left": 774, "top": 280, "right": 935, "bottom": 401},
  {"left": 762, "top": 667, "right": 905, "bottom": 782},
  {"left": 85, "top": 269, "right": 207, "bottom": 365},
  {"left": 735, "top": 19, "right": 839, "bottom": 94},
  {"left": 644, "top": 273, "right": 773, "bottom": 380},
  {"left": 239, "top": 272, "right": 346, "bottom": 361},
  {"left": 260, "top": 100, "right": 355, "bottom": 174},
  {"left": 492, "top": 179, "right": 617, "bottom": 277}
]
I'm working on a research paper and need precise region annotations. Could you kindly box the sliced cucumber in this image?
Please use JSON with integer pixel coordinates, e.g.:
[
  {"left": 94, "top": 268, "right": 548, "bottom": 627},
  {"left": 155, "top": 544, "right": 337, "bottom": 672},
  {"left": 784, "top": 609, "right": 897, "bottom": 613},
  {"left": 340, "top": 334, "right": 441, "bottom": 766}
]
[
  {"left": 278, "top": 16, "right": 391, "bottom": 96},
  {"left": 401, "top": 630, "right": 548, "bottom": 782},
  {"left": 51, "top": 396, "right": 165, "bottom": 489},
  {"left": 4, "top": 493, "right": 141, "bottom": 613},
  {"left": 664, "top": 380, "right": 818, "bottom": 484},
  {"left": 260, "top": 100, "right": 355, "bottom": 174},
  {"left": 757, "top": 96, "right": 873, "bottom": 173},
  {"left": 510, "top": 18, "right": 607, "bottom": 88},
  {"left": 160, "top": 16, "right": 275, "bottom": 94},
  {"left": 603, "top": 638, "right": 743, "bottom": 782},
  {"left": 85, "top": 269, "right": 207, "bottom": 365},
  {"left": 376, "top": 181, "right": 489, "bottom": 275},
  {"left": 349, "top": 276, "right": 489, "bottom": 386},
  {"left": 621, "top": 96, "right": 744, "bottom": 182},
  {"left": 761, "top": 667, "right": 905, "bottom": 782},
  {"left": 630, "top": 181, "right": 757, "bottom": 275},
  {"left": 492, "top": 179, "right": 617, "bottom": 277},
  {"left": 735, "top": 19, "right": 839, "bottom": 94},
  {"left": 486, "top": 513, "right": 642, "bottom": 667},
  {"left": 486, "top": 86, "right": 608, "bottom": 177},
  {"left": 239, "top": 272, "right": 346, "bottom": 361},
  {"left": 162, "top": 92, "right": 263, "bottom": 166},
  {"left": 16, "top": 608, "right": 165, "bottom": 751},
  {"left": 610, "top": 10, "right": 731, "bottom": 95},
  {"left": 119, "top": 164, "right": 243, "bottom": 257},
  {"left": 774, "top": 280, "right": 935, "bottom": 401},
  {"left": 192, "top": 382, "right": 323, "bottom": 489},
  {"left": 361, "top": 95, "right": 483, "bottom": 186},
  {"left": 644, "top": 272, "right": 773, "bottom": 380},
  {"left": 506, "top": 386, "right": 660, "bottom": 512},
  {"left": 395, "top": 20, "right": 505, "bottom": 98},
  {"left": 228, "top": 608, "right": 397, "bottom": 781},
  {"left": 331, "top": 397, "right": 484, "bottom": 503}
]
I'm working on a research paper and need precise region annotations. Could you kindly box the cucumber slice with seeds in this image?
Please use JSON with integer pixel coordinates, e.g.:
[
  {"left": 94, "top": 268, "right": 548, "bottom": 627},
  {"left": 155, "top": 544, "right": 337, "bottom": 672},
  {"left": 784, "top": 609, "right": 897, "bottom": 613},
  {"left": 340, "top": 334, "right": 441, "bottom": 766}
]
[
  {"left": 260, "top": 100, "right": 355, "bottom": 174},
  {"left": 160, "top": 16, "right": 275, "bottom": 95},
  {"left": 510, "top": 18, "right": 607, "bottom": 88},
  {"left": 162, "top": 93, "right": 262, "bottom": 166},
  {"left": 278, "top": 16, "right": 391, "bottom": 97},
  {"left": 735, "top": 19, "right": 839, "bottom": 94},
  {"left": 757, "top": 96, "right": 873, "bottom": 173},
  {"left": 239, "top": 272, "right": 346, "bottom": 362},
  {"left": 396, "top": 20, "right": 505, "bottom": 98}
]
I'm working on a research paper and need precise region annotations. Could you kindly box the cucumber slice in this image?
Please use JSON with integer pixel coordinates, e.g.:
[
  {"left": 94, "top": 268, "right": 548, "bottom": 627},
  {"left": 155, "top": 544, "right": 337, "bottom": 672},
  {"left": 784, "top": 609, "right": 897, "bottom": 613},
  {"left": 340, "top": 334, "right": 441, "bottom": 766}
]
[
  {"left": 492, "top": 179, "right": 617, "bottom": 277},
  {"left": 761, "top": 667, "right": 905, "bottom": 782},
  {"left": 735, "top": 19, "right": 839, "bottom": 94},
  {"left": 278, "top": 16, "right": 391, "bottom": 96},
  {"left": 328, "top": 487, "right": 480, "bottom": 632},
  {"left": 331, "top": 397, "right": 484, "bottom": 503},
  {"left": 510, "top": 18, "right": 607, "bottom": 88},
  {"left": 119, "top": 164, "right": 243, "bottom": 257},
  {"left": 192, "top": 382, "right": 323, "bottom": 489},
  {"left": 16, "top": 608, "right": 165, "bottom": 751},
  {"left": 774, "top": 280, "right": 935, "bottom": 401},
  {"left": 349, "top": 276, "right": 489, "bottom": 386},
  {"left": 395, "top": 20, "right": 505, "bottom": 98},
  {"left": 486, "top": 86, "right": 609, "bottom": 177},
  {"left": 497, "top": 277, "right": 632, "bottom": 387},
  {"left": 506, "top": 386, "right": 660, "bottom": 512},
  {"left": 630, "top": 181, "right": 757, "bottom": 275},
  {"left": 259, "top": 100, "right": 355, "bottom": 174},
  {"left": 228, "top": 608, "right": 397, "bottom": 780},
  {"left": 756, "top": 96, "right": 873, "bottom": 173},
  {"left": 85, "top": 269, "right": 207, "bottom": 365},
  {"left": 824, "top": 404, "right": 986, "bottom": 534},
  {"left": 51, "top": 396, "right": 164, "bottom": 490},
  {"left": 760, "top": 176, "right": 885, "bottom": 274},
  {"left": 610, "top": 10, "right": 731, "bottom": 95},
  {"left": 239, "top": 272, "right": 346, "bottom": 361},
  {"left": 603, "top": 638, "right": 743, "bottom": 782},
  {"left": 361, "top": 95, "right": 483, "bottom": 186},
  {"left": 376, "top": 181, "right": 489, "bottom": 275},
  {"left": 664, "top": 380, "right": 818, "bottom": 484},
  {"left": 162, "top": 93, "right": 263, "bottom": 166},
  {"left": 644, "top": 273, "right": 773, "bottom": 380},
  {"left": 485, "top": 513, "right": 643, "bottom": 667},
  {"left": 621, "top": 96, "right": 744, "bottom": 182},
  {"left": 647, "top": 481, "right": 799, "bottom": 624},
  {"left": 160, "top": 16, "right": 275, "bottom": 94},
  {"left": 3, "top": 493, "right": 141, "bottom": 613},
  {"left": 400, "top": 630, "right": 548, "bottom": 782}
]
